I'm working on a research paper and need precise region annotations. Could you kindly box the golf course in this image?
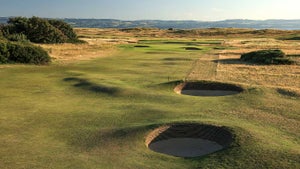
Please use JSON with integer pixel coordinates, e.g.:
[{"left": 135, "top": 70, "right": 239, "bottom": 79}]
[{"left": 0, "top": 27, "right": 300, "bottom": 169}]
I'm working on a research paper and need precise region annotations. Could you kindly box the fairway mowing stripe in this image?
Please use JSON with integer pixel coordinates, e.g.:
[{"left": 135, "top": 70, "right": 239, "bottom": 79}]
[{"left": 185, "top": 53, "right": 219, "bottom": 81}]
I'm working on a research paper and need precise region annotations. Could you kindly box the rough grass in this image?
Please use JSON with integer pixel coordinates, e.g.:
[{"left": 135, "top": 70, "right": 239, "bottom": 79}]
[
  {"left": 39, "top": 39, "right": 116, "bottom": 64},
  {"left": 0, "top": 29, "right": 299, "bottom": 169},
  {"left": 216, "top": 40, "right": 300, "bottom": 89},
  {"left": 75, "top": 28, "right": 300, "bottom": 39}
]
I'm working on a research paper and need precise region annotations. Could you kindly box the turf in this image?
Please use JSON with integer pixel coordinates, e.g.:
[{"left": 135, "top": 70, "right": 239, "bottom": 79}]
[{"left": 0, "top": 39, "right": 299, "bottom": 169}]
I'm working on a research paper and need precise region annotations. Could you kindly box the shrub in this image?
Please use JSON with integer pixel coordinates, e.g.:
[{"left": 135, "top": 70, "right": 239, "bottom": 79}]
[
  {"left": 278, "top": 35, "right": 300, "bottom": 40},
  {"left": 0, "top": 41, "right": 9, "bottom": 63},
  {"left": 0, "top": 26, "right": 3, "bottom": 37},
  {"left": 4, "top": 16, "right": 81, "bottom": 44},
  {"left": 48, "top": 19, "right": 77, "bottom": 40},
  {"left": 241, "top": 49, "right": 294, "bottom": 64},
  {"left": 283, "top": 36, "right": 300, "bottom": 40},
  {"left": 7, "top": 17, "right": 29, "bottom": 34},
  {"left": 0, "top": 40, "right": 51, "bottom": 64},
  {"left": 5, "top": 33, "right": 28, "bottom": 42},
  {"left": 26, "top": 17, "right": 67, "bottom": 43}
]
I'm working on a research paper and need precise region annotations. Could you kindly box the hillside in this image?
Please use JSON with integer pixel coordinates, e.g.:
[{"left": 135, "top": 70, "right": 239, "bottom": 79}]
[{"left": 1, "top": 17, "right": 300, "bottom": 30}]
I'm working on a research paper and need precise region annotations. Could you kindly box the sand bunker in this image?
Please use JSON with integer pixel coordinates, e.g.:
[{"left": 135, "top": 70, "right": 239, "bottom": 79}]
[
  {"left": 185, "top": 47, "right": 202, "bottom": 50},
  {"left": 174, "top": 81, "right": 243, "bottom": 96},
  {"left": 146, "top": 123, "right": 234, "bottom": 157},
  {"left": 134, "top": 45, "right": 150, "bottom": 48}
]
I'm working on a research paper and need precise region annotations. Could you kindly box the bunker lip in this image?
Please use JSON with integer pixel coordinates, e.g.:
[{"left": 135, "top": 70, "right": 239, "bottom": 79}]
[
  {"left": 174, "top": 81, "right": 243, "bottom": 96},
  {"left": 146, "top": 123, "right": 234, "bottom": 158}
]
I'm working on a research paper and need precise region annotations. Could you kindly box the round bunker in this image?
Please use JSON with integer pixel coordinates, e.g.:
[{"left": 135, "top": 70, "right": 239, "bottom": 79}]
[
  {"left": 146, "top": 123, "right": 234, "bottom": 158},
  {"left": 174, "top": 81, "right": 243, "bottom": 97}
]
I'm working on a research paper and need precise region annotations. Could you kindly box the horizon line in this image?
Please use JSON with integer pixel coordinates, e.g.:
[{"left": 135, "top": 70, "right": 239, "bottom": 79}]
[{"left": 1, "top": 16, "right": 300, "bottom": 22}]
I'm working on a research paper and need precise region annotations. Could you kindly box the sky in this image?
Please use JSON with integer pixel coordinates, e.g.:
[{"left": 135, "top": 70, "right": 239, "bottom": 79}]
[{"left": 0, "top": 0, "right": 300, "bottom": 21}]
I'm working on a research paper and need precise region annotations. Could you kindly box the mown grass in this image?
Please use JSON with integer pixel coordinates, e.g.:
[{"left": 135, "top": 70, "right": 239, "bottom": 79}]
[{"left": 0, "top": 37, "right": 299, "bottom": 169}]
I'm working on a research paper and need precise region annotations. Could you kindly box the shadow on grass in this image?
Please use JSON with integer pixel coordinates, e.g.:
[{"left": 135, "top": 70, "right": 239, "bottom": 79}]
[
  {"left": 277, "top": 88, "right": 300, "bottom": 98},
  {"left": 68, "top": 125, "right": 157, "bottom": 150},
  {"left": 146, "top": 51, "right": 177, "bottom": 54},
  {"left": 163, "top": 57, "right": 193, "bottom": 61},
  {"left": 184, "top": 47, "right": 202, "bottom": 51},
  {"left": 63, "top": 77, "right": 120, "bottom": 95},
  {"left": 181, "top": 80, "right": 244, "bottom": 92},
  {"left": 134, "top": 45, "right": 150, "bottom": 48},
  {"left": 213, "top": 58, "right": 246, "bottom": 65}
]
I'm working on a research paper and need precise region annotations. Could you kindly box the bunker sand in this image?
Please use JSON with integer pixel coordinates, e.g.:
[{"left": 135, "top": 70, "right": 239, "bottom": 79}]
[
  {"left": 146, "top": 124, "right": 234, "bottom": 158},
  {"left": 149, "top": 138, "right": 223, "bottom": 157}
]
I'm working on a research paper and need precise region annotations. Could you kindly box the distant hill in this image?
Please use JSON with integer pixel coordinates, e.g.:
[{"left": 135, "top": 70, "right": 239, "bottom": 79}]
[{"left": 1, "top": 17, "right": 300, "bottom": 30}]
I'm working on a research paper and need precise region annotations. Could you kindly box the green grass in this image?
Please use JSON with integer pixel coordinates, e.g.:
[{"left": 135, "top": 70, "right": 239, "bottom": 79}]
[{"left": 0, "top": 40, "right": 299, "bottom": 169}]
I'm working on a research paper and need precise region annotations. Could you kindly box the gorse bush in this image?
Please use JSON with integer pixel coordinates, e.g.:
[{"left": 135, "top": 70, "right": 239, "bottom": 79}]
[
  {"left": 5, "top": 33, "right": 28, "bottom": 42},
  {"left": 48, "top": 19, "right": 77, "bottom": 40},
  {"left": 0, "top": 18, "right": 52, "bottom": 65},
  {"left": 1, "top": 16, "right": 81, "bottom": 44},
  {"left": 0, "top": 40, "right": 51, "bottom": 64},
  {"left": 241, "top": 49, "right": 294, "bottom": 65},
  {"left": 26, "top": 17, "right": 67, "bottom": 43},
  {"left": 0, "top": 41, "right": 9, "bottom": 63}
]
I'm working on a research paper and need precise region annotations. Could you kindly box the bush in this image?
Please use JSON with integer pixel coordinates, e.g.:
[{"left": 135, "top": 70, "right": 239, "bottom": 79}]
[
  {"left": 3, "top": 16, "right": 81, "bottom": 44},
  {"left": 0, "top": 41, "right": 9, "bottom": 63},
  {"left": 7, "top": 17, "right": 29, "bottom": 34},
  {"left": 0, "top": 26, "right": 3, "bottom": 38},
  {"left": 26, "top": 17, "right": 67, "bottom": 43},
  {"left": 285, "top": 36, "right": 300, "bottom": 40},
  {"left": 48, "top": 19, "right": 77, "bottom": 40},
  {"left": 241, "top": 49, "right": 294, "bottom": 64},
  {"left": 5, "top": 33, "right": 28, "bottom": 42},
  {"left": 0, "top": 40, "right": 51, "bottom": 64}
]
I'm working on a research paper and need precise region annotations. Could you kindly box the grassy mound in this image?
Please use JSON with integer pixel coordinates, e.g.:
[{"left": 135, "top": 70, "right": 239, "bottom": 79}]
[{"left": 241, "top": 49, "right": 295, "bottom": 65}]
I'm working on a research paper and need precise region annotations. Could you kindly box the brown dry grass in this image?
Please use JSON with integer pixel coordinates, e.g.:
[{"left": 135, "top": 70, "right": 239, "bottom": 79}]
[
  {"left": 37, "top": 28, "right": 142, "bottom": 64},
  {"left": 215, "top": 38, "right": 300, "bottom": 92},
  {"left": 183, "top": 37, "right": 300, "bottom": 94},
  {"left": 39, "top": 42, "right": 114, "bottom": 63},
  {"left": 75, "top": 28, "right": 300, "bottom": 39}
]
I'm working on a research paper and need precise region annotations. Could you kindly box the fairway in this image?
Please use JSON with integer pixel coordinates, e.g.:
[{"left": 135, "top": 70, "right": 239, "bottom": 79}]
[{"left": 0, "top": 29, "right": 300, "bottom": 169}]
